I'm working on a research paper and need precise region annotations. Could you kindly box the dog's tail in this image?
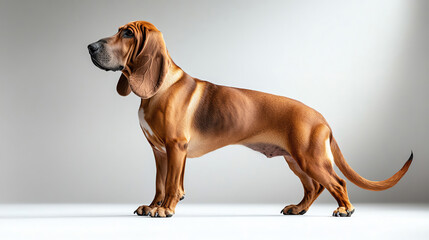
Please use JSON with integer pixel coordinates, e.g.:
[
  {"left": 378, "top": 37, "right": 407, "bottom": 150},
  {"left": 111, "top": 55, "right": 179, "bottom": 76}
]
[{"left": 330, "top": 136, "right": 413, "bottom": 191}]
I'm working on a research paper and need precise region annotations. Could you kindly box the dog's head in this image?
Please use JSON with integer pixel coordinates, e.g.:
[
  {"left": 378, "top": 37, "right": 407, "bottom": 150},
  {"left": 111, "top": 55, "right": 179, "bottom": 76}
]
[{"left": 88, "top": 21, "right": 169, "bottom": 98}]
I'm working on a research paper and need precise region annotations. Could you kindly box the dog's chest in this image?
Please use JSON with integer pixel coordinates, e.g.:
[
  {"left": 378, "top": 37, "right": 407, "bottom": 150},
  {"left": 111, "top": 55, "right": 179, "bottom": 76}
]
[{"left": 138, "top": 107, "right": 166, "bottom": 153}]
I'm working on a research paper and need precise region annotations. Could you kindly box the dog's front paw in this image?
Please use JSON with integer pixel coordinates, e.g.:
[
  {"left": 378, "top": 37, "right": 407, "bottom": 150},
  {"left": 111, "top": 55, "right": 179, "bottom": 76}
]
[
  {"left": 150, "top": 207, "right": 174, "bottom": 218},
  {"left": 134, "top": 205, "right": 158, "bottom": 216},
  {"left": 281, "top": 204, "right": 307, "bottom": 215}
]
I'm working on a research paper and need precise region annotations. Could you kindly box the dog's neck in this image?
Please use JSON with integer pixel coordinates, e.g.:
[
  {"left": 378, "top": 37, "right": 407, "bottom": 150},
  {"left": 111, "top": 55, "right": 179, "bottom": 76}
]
[{"left": 158, "top": 60, "right": 186, "bottom": 95}]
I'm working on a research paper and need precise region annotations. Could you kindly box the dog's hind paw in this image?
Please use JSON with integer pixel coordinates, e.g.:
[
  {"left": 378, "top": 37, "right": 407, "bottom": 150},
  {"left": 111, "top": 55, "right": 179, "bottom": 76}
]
[{"left": 332, "top": 207, "right": 355, "bottom": 217}]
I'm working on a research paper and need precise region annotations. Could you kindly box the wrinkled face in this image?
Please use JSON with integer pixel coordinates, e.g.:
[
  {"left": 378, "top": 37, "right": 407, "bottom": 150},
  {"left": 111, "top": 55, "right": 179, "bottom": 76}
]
[
  {"left": 88, "top": 21, "right": 168, "bottom": 99},
  {"left": 87, "top": 26, "right": 136, "bottom": 71}
]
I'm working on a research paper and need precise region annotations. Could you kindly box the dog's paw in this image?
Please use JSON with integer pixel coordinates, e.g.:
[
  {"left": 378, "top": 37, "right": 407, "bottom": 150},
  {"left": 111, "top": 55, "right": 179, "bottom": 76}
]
[
  {"left": 281, "top": 204, "right": 307, "bottom": 215},
  {"left": 149, "top": 207, "right": 174, "bottom": 218},
  {"left": 134, "top": 205, "right": 157, "bottom": 216},
  {"left": 332, "top": 207, "right": 355, "bottom": 217}
]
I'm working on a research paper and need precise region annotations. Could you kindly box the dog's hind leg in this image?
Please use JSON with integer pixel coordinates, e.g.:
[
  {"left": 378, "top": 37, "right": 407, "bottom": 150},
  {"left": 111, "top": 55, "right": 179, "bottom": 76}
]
[
  {"left": 304, "top": 160, "right": 355, "bottom": 217},
  {"left": 281, "top": 156, "right": 324, "bottom": 215},
  {"left": 292, "top": 126, "right": 355, "bottom": 217}
]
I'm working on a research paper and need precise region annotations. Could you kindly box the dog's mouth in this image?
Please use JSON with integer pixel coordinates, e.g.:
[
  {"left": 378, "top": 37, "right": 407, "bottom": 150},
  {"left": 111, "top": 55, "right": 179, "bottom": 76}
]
[
  {"left": 91, "top": 57, "right": 124, "bottom": 72},
  {"left": 91, "top": 57, "right": 108, "bottom": 71}
]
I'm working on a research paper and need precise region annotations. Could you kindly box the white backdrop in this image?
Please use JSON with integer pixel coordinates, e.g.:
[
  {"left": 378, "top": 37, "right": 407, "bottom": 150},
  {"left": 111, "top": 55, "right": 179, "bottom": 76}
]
[{"left": 0, "top": 0, "right": 427, "bottom": 204}]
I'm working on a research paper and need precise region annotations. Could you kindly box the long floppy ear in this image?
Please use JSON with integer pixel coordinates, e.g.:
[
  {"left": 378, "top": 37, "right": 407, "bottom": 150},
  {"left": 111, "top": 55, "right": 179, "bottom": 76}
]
[
  {"left": 116, "top": 73, "right": 131, "bottom": 96},
  {"left": 127, "top": 27, "right": 169, "bottom": 99}
]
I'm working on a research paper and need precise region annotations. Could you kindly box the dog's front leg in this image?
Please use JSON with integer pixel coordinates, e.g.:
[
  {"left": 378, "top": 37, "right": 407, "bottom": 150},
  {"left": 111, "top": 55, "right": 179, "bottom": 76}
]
[
  {"left": 134, "top": 148, "right": 167, "bottom": 216},
  {"left": 153, "top": 138, "right": 187, "bottom": 217}
]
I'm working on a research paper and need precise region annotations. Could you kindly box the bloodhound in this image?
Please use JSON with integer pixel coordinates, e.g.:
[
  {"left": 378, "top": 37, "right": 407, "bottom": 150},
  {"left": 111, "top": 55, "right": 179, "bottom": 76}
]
[{"left": 88, "top": 21, "right": 413, "bottom": 217}]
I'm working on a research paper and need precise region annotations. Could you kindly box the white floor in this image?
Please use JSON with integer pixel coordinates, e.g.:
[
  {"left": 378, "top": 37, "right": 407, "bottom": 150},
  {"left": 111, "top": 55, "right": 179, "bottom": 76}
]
[{"left": 0, "top": 203, "right": 428, "bottom": 240}]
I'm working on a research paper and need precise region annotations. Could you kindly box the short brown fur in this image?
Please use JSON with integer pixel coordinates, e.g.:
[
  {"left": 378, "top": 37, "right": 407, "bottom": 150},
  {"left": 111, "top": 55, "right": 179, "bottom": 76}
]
[{"left": 88, "top": 21, "right": 413, "bottom": 218}]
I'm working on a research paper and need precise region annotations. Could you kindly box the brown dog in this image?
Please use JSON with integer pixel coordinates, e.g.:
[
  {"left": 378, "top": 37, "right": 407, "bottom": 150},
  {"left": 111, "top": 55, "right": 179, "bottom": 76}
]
[{"left": 88, "top": 21, "right": 412, "bottom": 217}]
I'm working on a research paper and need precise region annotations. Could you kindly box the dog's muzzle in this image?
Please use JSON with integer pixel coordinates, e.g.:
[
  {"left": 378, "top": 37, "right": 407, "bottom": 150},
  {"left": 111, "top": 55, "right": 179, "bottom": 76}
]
[{"left": 88, "top": 41, "right": 123, "bottom": 71}]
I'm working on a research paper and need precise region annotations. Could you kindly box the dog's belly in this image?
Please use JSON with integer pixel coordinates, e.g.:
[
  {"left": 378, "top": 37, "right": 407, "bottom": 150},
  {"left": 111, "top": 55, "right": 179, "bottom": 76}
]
[
  {"left": 187, "top": 128, "right": 292, "bottom": 158},
  {"left": 187, "top": 140, "right": 291, "bottom": 159},
  {"left": 244, "top": 143, "right": 291, "bottom": 158}
]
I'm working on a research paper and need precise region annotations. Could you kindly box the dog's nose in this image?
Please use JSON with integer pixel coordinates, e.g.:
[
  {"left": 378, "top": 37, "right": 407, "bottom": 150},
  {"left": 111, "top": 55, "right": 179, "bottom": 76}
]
[{"left": 87, "top": 42, "right": 101, "bottom": 55}]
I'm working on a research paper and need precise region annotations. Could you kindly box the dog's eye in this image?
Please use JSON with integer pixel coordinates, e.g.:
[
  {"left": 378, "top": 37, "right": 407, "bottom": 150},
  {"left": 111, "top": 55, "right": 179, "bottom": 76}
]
[{"left": 123, "top": 29, "right": 134, "bottom": 38}]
